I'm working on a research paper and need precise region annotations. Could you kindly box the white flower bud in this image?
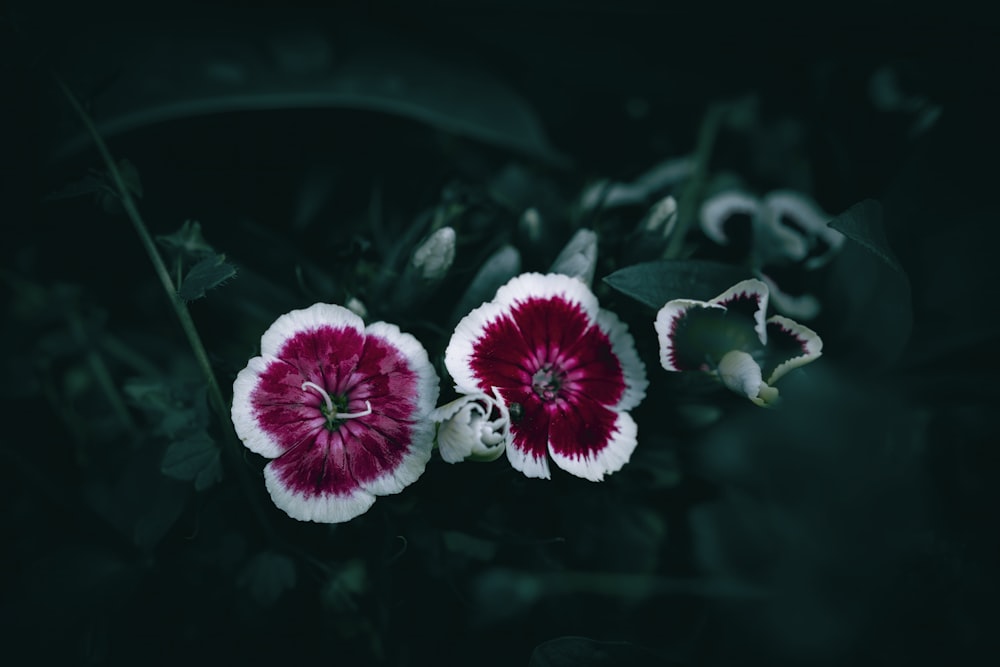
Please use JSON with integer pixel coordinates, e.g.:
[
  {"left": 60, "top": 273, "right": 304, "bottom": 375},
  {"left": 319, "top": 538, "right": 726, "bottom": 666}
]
[
  {"left": 550, "top": 228, "right": 598, "bottom": 287},
  {"left": 412, "top": 226, "right": 456, "bottom": 280},
  {"left": 430, "top": 389, "right": 510, "bottom": 463}
]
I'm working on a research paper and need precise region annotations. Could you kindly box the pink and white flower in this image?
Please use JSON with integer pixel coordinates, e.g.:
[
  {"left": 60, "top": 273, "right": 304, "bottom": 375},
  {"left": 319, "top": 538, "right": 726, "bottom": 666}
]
[
  {"left": 231, "top": 303, "right": 439, "bottom": 523},
  {"left": 654, "top": 278, "right": 822, "bottom": 406},
  {"left": 443, "top": 273, "right": 647, "bottom": 481}
]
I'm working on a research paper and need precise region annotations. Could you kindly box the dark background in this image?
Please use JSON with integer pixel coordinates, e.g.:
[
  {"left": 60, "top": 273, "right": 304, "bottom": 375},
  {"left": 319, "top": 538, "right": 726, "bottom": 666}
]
[{"left": 3, "top": 3, "right": 999, "bottom": 666}]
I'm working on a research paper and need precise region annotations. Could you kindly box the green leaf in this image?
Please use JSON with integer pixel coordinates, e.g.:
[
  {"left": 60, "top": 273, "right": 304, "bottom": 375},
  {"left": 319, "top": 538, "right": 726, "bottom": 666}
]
[
  {"left": 156, "top": 220, "right": 217, "bottom": 262},
  {"left": 178, "top": 254, "right": 237, "bottom": 301},
  {"left": 116, "top": 159, "right": 143, "bottom": 199},
  {"left": 824, "top": 199, "right": 913, "bottom": 368},
  {"left": 529, "top": 637, "right": 666, "bottom": 667},
  {"left": 604, "top": 260, "right": 751, "bottom": 309},
  {"left": 161, "top": 432, "right": 222, "bottom": 490},
  {"left": 827, "top": 199, "right": 903, "bottom": 273},
  {"left": 449, "top": 244, "right": 521, "bottom": 326},
  {"left": 238, "top": 551, "right": 297, "bottom": 607},
  {"left": 42, "top": 172, "right": 112, "bottom": 202}
]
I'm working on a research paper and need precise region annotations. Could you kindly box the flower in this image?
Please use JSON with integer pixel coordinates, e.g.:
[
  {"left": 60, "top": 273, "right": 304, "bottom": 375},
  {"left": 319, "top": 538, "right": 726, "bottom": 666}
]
[
  {"left": 444, "top": 272, "right": 647, "bottom": 481},
  {"left": 231, "top": 303, "right": 439, "bottom": 523},
  {"left": 654, "top": 278, "right": 822, "bottom": 406},
  {"left": 431, "top": 387, "right": 510, "bottom": 463},
  {"left": 699, "top": 189, "right": 843, "bottom": 319}
]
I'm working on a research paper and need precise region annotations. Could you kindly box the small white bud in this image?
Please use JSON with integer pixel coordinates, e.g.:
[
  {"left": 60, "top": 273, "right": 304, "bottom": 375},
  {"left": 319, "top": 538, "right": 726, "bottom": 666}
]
[
  {"left": 412, "top": 226, "right": 456, "bottom": 280},
  {"left": 550, "top": 229, "right": 598, "bottom": 287}
]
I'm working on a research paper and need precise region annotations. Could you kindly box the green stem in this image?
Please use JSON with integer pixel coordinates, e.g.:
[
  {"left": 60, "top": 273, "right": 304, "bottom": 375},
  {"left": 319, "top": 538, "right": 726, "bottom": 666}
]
[
  {"left": 53, "top": 76, "right": 230, "bottom": 428},
  {"left": 66, "top": 309, "right": 140, "bottom": 436},
  {"left": 663, "top": 102, "right": 727, "bottom": 259}
]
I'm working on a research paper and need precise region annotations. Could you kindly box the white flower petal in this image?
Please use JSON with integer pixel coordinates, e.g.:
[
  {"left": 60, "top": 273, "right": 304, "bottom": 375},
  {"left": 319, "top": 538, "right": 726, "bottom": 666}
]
[
  {"left": 492, "top": 272, "right": 600, "bottom": 320},
  {"left": 358, "top": 321, "right": 439, "bottom": 496},
  {"left": 654, "top": 298, "right": 725, "bottom": 371},
  {"left": 260, "top": 302, "right": 365, "bottom": 358},
  {"left": 700, "top": 191, "right": 760, "bottom": 245},
  {"left": 710, "top": 278, "right": 770, "bottom": 345},
  {"left": 757, "top": 272, "right": 821, "bottom": 320},
  {"left": 506, "top": 437, "right": 551, "bottom": 479},
  {"left": 263, "top": 463, "right": 377, "bottom": 523},
  {"left": 548, "top": 410, "right": 637, "bottom": 482},
  {"left": 231, "top": 355, "right": 286, "bottom": 459},
  {"left": 764, "top": 315, "right": 823, "bottom": 385},
  {"left": 594, "top": 308, "right": 648, "bottom": 411}
]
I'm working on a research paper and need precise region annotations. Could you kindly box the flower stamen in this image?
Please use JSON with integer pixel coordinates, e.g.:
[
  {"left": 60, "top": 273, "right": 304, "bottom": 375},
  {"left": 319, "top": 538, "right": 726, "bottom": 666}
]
[
  {"left": 301, "top": 380, "right": 334, "bottom": 414},
  {"left": 302, "top": 381, "right": 372, "bottom": 421},
  {"left": 531, "top": 364, "right": 564, "bottom": 401}
]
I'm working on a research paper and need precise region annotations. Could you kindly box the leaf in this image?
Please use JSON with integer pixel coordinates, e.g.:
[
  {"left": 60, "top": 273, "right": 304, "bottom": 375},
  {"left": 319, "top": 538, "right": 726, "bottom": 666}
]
[
  {"left": 529, "top": 637, "right": 667, "bottom": 667},
  {"left": 604, "top": 260, "right": 751, "bottom": 309},
  {"left": 238, "top": 551, "right": 297, "bottom": 607},
  {"left": 178, "top": 254, "right": 237, "bottom": 301},
  {"left": 824, "top": 199, "right": 913, "bottom": 368},
  {"left": 42, "top": 172, "right": 112, "bottom": 202},
  {"left": 161, "top": 432, "right": 222, "bottom": 490},
  {"left": 156, "top": 220, "right": 217, "bottom": 262},
  {"left": 449, "top": 244, "right": 521, "bottom": 325},
  {"left": 50, "top": 33, "right": 567, "bottom": 166},
  {"left": 116, "top": 158, "right": 143, "bottom": 199},
  {"left": 827, "top": 199, "right": 903, "bottom": 273}
]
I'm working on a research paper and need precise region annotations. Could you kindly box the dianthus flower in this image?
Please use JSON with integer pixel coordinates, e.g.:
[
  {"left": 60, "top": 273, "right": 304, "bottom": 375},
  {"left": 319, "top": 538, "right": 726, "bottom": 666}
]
[
  {"left": 700, "top": 189, "right": 843, "bottom": 319},
  {"left": 231, "top": 303, "right": 439, "bottom": 523},
  {"left": 655, "top": 278, "right": 822, "bottom": 406},
  {"left": 443, "top": 273, "right": 647, "bottom": 481}
]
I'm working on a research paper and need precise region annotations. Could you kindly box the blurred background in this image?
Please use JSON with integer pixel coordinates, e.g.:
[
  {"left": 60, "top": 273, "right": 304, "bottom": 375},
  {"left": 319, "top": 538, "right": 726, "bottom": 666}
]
[{"left": 2, "top": 3, "right": 998, "bottom": 666}]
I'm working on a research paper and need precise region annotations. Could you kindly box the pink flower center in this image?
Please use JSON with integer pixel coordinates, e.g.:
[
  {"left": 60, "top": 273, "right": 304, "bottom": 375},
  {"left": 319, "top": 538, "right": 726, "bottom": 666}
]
[{"left": 531, "top": 363, "right": 567, "bottom": 402}]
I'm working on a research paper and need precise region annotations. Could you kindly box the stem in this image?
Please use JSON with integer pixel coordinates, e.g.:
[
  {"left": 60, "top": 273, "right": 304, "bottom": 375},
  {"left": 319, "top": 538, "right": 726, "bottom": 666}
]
[
  {"left": 66, "top": 309, "right": 139, "bottom": 436},
  {"left": 663, "top": 102, "right": 727, "bottom": 259},
  {"left": 53, "top": 76, "right": 230, "bottom": 428}
]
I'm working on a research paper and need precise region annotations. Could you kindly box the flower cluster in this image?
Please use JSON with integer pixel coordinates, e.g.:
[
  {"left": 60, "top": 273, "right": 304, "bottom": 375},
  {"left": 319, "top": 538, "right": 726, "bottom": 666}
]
[{"left": 232, "top": 264, "right": 823, "bottom": 522}]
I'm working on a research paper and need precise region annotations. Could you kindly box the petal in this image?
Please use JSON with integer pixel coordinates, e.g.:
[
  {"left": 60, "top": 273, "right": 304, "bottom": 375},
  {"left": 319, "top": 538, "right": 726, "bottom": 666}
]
[
  {"left": 351, "top": 321, "right": 439, "bottom": 496},
  {"left": 231, "top": 355, "right": 301, "bottom": 459},
  {"left": 762, "top": 315, "right": 823, "bottom": 385},
  {"left": 699, "top": 191, "right": 761, "bottom": 245},
  {"left": 757, "top": 272, "right": 821, "bottom": 321},
  {"left": 763, "top": 190, "right": 833, "bottom": 237},
  {"left": 263, "top": 429, "right": 376, "bottom": 523},
  {"left": 710, "top": 278, "right": 770, "bottom": 345},
  {"left": 591, "top": 308, "right": 647, "bottom": 411},
  {"left": 654, "top": 299, "right": 727, "bottom": 371},
  {"left": 260, "top": 303, "right": 365, "bottom": 359},
  {"left": 492, "top": 272, "right": 600, "bottom": 324},
  {"left": 503, "top": 389, "right": 551, "bottom": 480},
  {"left": 269, "top": 310, "right": 367, "bottom": 394},
  {"left": 433, "top": 394, "right": 488, "bottom": 463},
  {"left": 716, "top": 350, "right": 776, "bottom": 406},
  {"left": 548, "top": 396, "right": 637, "bottom": 481},
  {"left": 763, "top": 190, "right": 843, "bottom": 268},
  {"left": 446, "top": 300, "right": 529, "bottom": 393},
  {"left": 752, "top": 205, "right": 811, "bottom": 265}
]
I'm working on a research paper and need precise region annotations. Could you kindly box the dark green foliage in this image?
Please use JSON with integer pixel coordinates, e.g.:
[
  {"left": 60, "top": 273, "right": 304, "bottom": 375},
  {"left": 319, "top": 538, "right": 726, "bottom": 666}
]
[
  {"left": 604, "top": 260, "right": 752, "bottom": 309},
  {"left": 5, "top": 9, "right": 996, "bottom": 667}
]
